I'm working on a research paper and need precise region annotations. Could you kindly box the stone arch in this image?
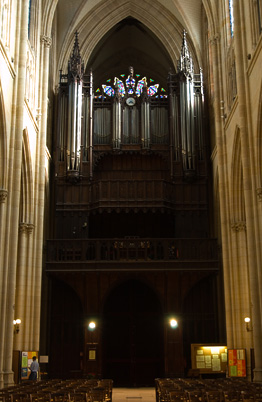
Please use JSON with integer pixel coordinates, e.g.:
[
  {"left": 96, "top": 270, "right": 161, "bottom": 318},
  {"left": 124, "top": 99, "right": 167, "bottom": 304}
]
[
  {"left": 102, "top": 277, "right": 164, "bottom": 386},
  {"left": 0, "top": 78, "right": 7, "bottom": 190},
  {"left": 213, "top": 165, "right": 222, "bottom": 240},
  {"left": 56, "top": 1, "right": 200, "bottom": 74},
  {"left": 231, "top": 126, "right": 245, "bottom": 225},
  {"left": 256, "top": 81, "right": 262, "bottom": 190},
  {"left": 19, "top": 128, "right": 34, "bottom": 224}
]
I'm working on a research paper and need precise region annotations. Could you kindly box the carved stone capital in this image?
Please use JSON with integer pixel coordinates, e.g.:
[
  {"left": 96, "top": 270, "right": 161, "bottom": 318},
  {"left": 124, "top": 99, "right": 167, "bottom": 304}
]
[
  {"left": 209, "top": 33, "right": 220, "bottom": 46},
  {"left": 231, "top": 221, "right": 246, "bottom": 232},
  {"left": 36, "top": 108, "right": 42, "bottom": 122},
  {"left": 19, "top": 223, "right": 35, "bottom": 235},
  {"left": 19, "top": 223, "right": 28, "bottom": 234},
  {"left": 40, "top": 35, "right": 52, "bottom": 48},
  {"left": 0, "top": 189, "right": 8, "bottom": 203},
  {"left": 256, "top": 187, "right": 262, "bottom": 201}
]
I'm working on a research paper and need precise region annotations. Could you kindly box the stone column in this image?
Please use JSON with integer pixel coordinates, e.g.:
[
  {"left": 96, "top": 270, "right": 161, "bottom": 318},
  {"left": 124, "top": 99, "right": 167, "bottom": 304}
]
[
  {"left": 0, "top": 0, "right": 29, "bottom": 387},
  {"left": 0, "top": 189, "right": 8, "bottom": 388},
  {"left": 13, "top": 223, "right": 35, "bottom": 351},
  {"left": 233, "top": 0, "right": 262, "bottom": 382},
  {"left": 231, "top": 221, "right": 254, "bottom": 380},
  {"left": 209, "top": 33, "right": 234, "bottom": 347},
  {"left": 29, "top": 34, "right": 51, "bottom": 351}
]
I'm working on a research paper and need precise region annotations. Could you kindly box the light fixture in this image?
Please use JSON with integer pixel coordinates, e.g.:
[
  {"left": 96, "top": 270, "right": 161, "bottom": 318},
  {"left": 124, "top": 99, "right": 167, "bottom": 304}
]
[
  {"left": 170, "top": 318, "right": 178, "bottom": 328},
  {"left": 13, "top": 319, "right": 21, "bottom": 334},
  {"left": 244, "top": 317, "right": 252, "bottom": 332},
  {"left": 88, "top": 321, "right": 96, "bottom": 331}
]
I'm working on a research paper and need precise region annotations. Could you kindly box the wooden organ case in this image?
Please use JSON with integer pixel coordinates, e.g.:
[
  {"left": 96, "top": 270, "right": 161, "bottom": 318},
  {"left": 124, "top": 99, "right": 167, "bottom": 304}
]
[{"left": 46, "top": 32, "right": 221, "bottom": 383}]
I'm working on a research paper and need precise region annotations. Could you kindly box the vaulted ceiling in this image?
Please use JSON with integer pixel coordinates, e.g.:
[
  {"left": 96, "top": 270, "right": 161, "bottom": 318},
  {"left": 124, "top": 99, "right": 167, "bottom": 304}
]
[{"left": 52, "top": 0, "right": 208, "bottom": 89}]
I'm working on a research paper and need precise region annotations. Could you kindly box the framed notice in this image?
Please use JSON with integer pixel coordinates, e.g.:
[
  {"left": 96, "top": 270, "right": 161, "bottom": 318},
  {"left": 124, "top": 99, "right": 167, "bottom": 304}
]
[
  {"left": 228, "top": 349, "right": 246, "bottom": 377},
  {"left": 88, "top": 349, "right": 96, "bottom": 360},
  {"left": 191, "top": 344, "right": 227, "bottom": 374}
]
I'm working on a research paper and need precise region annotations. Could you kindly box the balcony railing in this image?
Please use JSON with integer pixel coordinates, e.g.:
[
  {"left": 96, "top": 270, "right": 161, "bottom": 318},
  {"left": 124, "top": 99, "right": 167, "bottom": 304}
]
[{"left": 46, "top": 238, "right": 218, "bottom": 265}]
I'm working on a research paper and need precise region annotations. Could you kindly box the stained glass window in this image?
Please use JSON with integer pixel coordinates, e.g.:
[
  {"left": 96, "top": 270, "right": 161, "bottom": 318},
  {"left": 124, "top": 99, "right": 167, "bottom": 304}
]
[
  {"left": 257, "top": 0, "right": 262, "bottom": 33},
  {"left": 102, "top": 85, "right": 114, "bottom": 97},
  {"left": 229, "top": 0, "right": 234, "bottom": 37},
  {"left": 97, "top": 71, "right": 166, "bottom": 99},
  {"left": 28, "top": 0, "right": 32, "bottom": 37},
  {"left": 136, "top": 78, "right": 147, "bottom": 96},
  {"left": 148, "top": 84, "right": 159, "bottom": 96},
  {"left": 114, "top": 78, "right": 125, "bottom": 96}
]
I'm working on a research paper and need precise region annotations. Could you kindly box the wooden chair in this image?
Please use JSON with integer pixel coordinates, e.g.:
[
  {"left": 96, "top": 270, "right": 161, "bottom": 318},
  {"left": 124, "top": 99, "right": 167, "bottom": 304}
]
[
  {"left": 206, "top": 390, "right": 223, "bottom": 402},
  {"left": 223, "top": 391, "right": 241, "bottom": 402},
  {"left": 88, "top": 389, "right": 105, "bottom": 402},
  {"left": 241, "top": 391, "right": 256, "bottom": 402},
  {"left": 168, "top": 391, "right": 187, "bottom": 402}
]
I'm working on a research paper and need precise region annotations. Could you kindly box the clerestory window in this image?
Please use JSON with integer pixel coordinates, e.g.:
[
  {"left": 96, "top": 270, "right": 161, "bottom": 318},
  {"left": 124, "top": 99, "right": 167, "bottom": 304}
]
[{"left": 229, "top": 0, "right": 234, "bottom": 37}]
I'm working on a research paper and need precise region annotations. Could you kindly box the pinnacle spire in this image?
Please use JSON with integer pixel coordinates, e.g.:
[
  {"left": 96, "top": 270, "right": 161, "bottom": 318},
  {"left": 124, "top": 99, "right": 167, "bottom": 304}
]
[
  {"left": 177, "top": 29, "right": 194, "bottom": 76},
  {"left": 68, "top": 31, "right": 84, "bottom": 80}
]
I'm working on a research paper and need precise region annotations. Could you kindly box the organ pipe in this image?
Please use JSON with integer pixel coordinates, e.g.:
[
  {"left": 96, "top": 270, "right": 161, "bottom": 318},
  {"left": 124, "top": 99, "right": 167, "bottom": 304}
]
[
  {"left": 141, "top": 84, "right": 150, "bottom": 148},
  {"left": 113, "top": 86, "right": 121, "bottom": 148},
  {"left": 89, "top": 70, "right": 93, "bottom": 178},
  {"left": 66, "top": 31, "right": 84, "bottom": 173}
]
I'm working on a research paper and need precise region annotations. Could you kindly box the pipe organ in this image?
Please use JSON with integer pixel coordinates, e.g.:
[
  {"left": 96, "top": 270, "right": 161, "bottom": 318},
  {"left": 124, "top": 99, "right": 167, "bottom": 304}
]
[
  {"left": 56, "top": 30, "right": 205, "bottom": 182},
  {"left": 49, "top": 30, "right": 218, "bottom": 384}
]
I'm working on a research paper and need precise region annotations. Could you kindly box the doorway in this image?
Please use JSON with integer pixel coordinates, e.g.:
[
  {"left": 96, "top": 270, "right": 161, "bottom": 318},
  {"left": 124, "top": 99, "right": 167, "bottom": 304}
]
[{"left": 102, "top": 279, "right": 164, "bottom": 387}]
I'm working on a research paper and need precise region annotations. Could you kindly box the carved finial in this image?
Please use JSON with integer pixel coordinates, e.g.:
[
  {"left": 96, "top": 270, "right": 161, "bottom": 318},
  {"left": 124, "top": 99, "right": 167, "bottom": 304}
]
[
  {"left": 177, "top": 29, "right": 194, "bottom": 76},
  {"left": 129, "top": 66, "right": 134, "bottom": 78},
  {"left": 68, "top": 31, "right": 84, "bottom": 81}
]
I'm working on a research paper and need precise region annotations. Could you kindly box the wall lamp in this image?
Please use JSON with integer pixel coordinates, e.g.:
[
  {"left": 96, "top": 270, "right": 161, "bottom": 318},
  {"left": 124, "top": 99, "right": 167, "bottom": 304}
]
[
  {"left": 169, "top": 318, "right": 178, "bottom": 329},
  {"left": 88, "top": 321, "right": 96, "bottom": 331},
  {"left": 13, "top": 319, "right": 21, "bottom": 334},
  {"left": 244, "top": 317, "right": 252, "bottom": 332}
]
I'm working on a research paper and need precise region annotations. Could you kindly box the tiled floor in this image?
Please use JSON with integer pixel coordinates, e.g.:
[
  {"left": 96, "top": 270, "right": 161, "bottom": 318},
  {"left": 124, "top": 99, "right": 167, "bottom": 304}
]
[{"left": 112, "top": 388, "right": 156, "bottom": 402}]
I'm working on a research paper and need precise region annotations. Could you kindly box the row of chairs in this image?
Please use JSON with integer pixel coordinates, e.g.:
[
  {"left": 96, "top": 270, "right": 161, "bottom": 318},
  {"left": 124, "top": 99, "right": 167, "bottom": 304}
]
[
  {"left": 155, "top": 378, "right": 262, "bottom": 402},
  {"left": 0, "top": 379, "right": 113, "bottom": 402}
]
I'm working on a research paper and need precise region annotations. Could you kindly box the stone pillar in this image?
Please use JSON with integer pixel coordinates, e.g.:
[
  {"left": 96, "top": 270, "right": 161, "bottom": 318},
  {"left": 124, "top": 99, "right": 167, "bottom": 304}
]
[
  {"left": 233, "top": 0, "right": 262, "bottom": 382},
  {"left": 29, "top": 34, "right": 52, "bottom": 351},
  {"left": 209, "top": 33, "right": 234, "bottom": 347},
  {"left": 230, "top": 221, "right": 254, "bottom": 380},
  {"left": 0, "top": 0, "right": 29, "bottom": 387},
  {"left": 13, "top": 223, "right": 35, "bottom": 352},
  {"left": 0, "top": 189, "right": 8, "bottom": 388}
]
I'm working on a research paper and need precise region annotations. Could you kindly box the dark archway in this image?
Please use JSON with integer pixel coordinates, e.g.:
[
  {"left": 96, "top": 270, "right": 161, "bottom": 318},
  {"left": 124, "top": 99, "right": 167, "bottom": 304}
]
[
  {"left": 48, "top": 278, "right": 84, "bottom": 379},
  {"left": 102, "top": 279, "right": 164, "bottom": 387}
]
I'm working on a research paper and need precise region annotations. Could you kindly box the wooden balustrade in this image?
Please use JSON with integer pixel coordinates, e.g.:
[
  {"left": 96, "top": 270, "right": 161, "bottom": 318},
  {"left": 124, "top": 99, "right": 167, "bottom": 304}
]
[{"left": 46, "top": 238, "right": 218, "bottom": 264}]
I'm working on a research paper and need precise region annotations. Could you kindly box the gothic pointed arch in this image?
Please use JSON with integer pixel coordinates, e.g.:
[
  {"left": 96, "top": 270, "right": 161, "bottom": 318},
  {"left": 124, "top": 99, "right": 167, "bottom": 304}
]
[
  {"left": 56, "top": 1, "right": 200, "bottom": 75},
  {"left": 20, "top": 128, "right": 34, "bottom": 225},
  {"left": 256, "top": 82, "right": 262, "bottom": 193},
  {"left": 231, "top": 127, "right": 245, "bottom": 226},
  {"left": 0, "top": 79, "right": 7, "bottom": 191}
]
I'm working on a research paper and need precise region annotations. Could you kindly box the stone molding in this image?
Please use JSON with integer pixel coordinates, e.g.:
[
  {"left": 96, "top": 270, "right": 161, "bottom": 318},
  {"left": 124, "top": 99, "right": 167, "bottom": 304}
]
[
  {"left": 0, "top": 189, "right": 8, "bottom": 203},
  {"left": 256, "top": 187, "right": 262, "bottom": 201},
  {"left": 231, "top": 221, "right": 246, "bottom": 232},
  {"left": 19, "top": 223, "right": 35, "bottom": 235},
  {"left": 40, "top": 35, "right": 52, "bottom": 48},
  {"left": 209, "top": 33, "right": 220, "bottom": 46}
]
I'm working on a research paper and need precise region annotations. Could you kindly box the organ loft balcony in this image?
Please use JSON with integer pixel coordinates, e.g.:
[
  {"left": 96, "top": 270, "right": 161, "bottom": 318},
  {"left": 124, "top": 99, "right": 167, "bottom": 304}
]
[{"left": 45, "top": 237, "right": 219, "bottom": 273}]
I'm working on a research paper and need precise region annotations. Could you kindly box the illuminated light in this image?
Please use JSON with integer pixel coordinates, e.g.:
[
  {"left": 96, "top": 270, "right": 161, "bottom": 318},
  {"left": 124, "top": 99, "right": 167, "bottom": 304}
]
[
  {"left": 170, "top": 319, "right": 178, "bottom": 328},
  {"left": 244, "top": 317, "right": 252, "bottom": 332},
  {"left": 88, "top": 321, "right": 96, "bottom": 330}
]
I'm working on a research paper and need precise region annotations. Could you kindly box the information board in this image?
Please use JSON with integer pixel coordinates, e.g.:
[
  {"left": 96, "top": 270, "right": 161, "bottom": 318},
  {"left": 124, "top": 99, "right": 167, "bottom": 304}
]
[
  {"left": 228, "top": 349, "right": 246, "bottom": 377},
  {"left": 21, "top": 351, "right": 38, "bottom": 380},
  {"left": 191, "top": 344, "right": 227, "bottom": 374}
]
